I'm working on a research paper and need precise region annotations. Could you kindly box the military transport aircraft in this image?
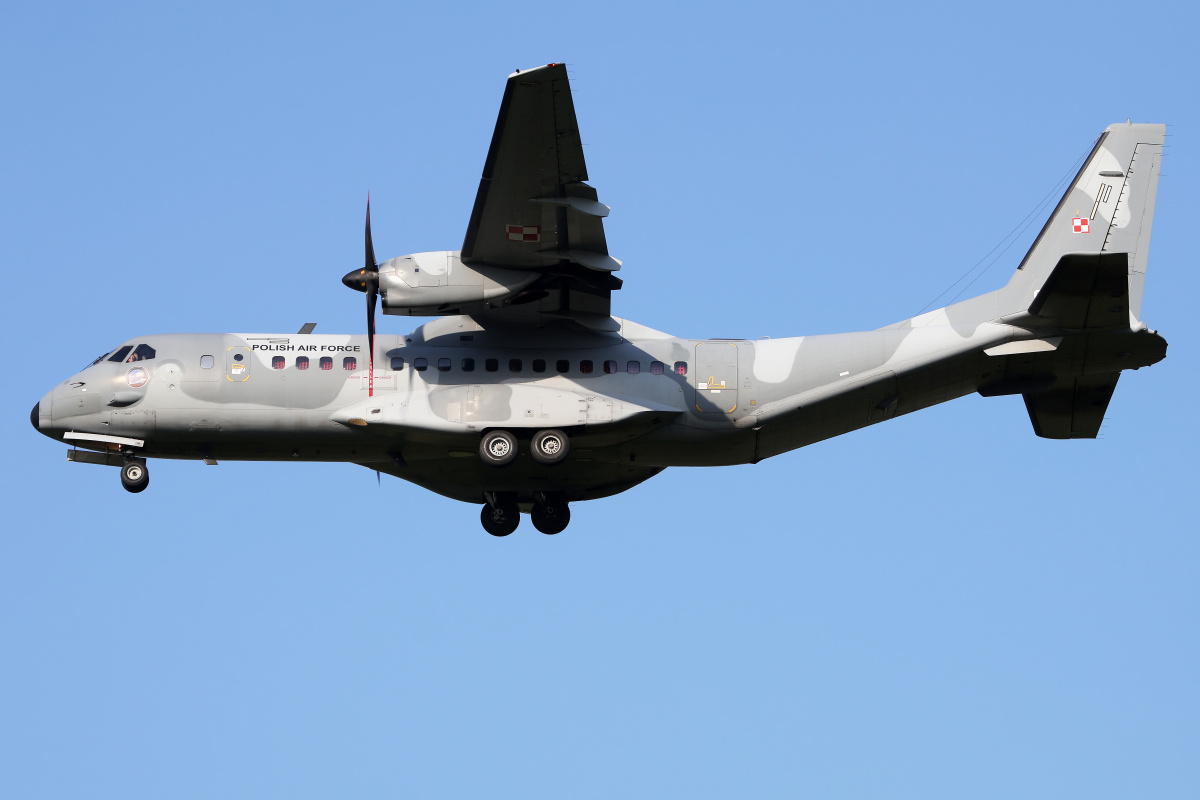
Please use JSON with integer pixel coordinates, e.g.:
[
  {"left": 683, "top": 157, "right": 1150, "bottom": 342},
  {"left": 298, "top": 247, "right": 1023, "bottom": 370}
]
[{"left": 31, "top": 63, "right": 1167, "bottom": 535}]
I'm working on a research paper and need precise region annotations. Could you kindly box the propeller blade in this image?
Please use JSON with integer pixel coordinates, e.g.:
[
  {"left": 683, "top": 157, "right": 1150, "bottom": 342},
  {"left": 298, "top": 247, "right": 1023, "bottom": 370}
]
[
  {"left": 365, "top": 196, "right": 377, "bottom": 271},
  {"left": 342, "top": 196, "right": 381, "bottom": 396},
  {"left": 366, "top": 281, "right": 377, "bottom": 359},
  {"left": 364, "top": 197, "right": 378, "bottom": 397},
  {"left": 342, "top": 197, "right": 380, "bottom": 292}
]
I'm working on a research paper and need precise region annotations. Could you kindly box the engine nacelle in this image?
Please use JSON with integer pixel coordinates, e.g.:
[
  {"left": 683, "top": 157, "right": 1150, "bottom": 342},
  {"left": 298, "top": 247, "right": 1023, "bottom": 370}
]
[{"left": 378, "top": 251, "right": 537, "bottom": 316}]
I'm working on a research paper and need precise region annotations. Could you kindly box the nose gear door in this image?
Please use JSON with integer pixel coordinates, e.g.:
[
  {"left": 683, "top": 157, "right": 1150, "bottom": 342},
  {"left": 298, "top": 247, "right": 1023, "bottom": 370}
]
[{"left": 695, "top": 342, "right": 739, "bottom": 414}]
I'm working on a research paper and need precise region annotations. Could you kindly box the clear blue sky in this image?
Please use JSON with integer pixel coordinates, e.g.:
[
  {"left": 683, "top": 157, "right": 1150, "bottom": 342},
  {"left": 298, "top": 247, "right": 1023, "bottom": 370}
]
[{"left": 3, "top": 2, "right": 1197, "bottom": 797}]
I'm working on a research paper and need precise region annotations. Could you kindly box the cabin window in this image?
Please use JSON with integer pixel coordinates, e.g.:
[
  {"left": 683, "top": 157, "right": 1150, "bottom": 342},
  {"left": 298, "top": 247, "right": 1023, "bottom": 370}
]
[
  {"left": 485, "top": 358, "right": 498, "bottom": 372},
  {"left": 650, "top": 361, "right": 665, "bottom": 375},
  {"left": 127, "top": 344, "right": 156, "bottom": 362},
  {"left": 343, "top": 357, "right": 356, "bottom": 370},
  {"left": 296, "top": 356, "right": 309, "bottom": 370},
  {"left": 272, "top": 356, "right": 285, "bottom": 370},
  {"left": 556, "top": 359, "right": 570, "bottom": 374},
  {"left": 626, "top": 361, "right": 641, "bottom": 374},
  {"left": 200, "top": 355, "right": 214, "bottom": 369},
  {"left": 532, "top": 359, "right": 546, "bottom": 373},
  {"left": 414, "top": 357, "right": 428, "bottom": 372},
  {"left": 108, "top": 346, "right": 133, "bottom": 363},
  {"left": 509, "top": 358, "right": 522, "bottom": 373},
  {"left": 438, "top": 358, "right": 451, "bottom": 372},
  {"left": 674, "top": 361, "right": 688, "bottom": 375},
  {"left": 390, "top": 357, "right": 404, "bottom": 371},
  {"left": 461, "top": 358, "right": 475, "bottom": 372},
  {"left": 320, "top": 357, "right": 333, "bottom": 370},
  {"left": 580, "top": 360, "right": 593, "bottom": 374},
  {"left": 604, "top": 360, "right": 618, "bottom": 374}
]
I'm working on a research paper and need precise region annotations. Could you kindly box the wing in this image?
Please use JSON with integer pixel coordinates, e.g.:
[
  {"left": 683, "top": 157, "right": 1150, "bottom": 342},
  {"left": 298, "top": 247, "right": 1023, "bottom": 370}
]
[{"left": 461, "top": 63, "right": 622, "bottom": 327}]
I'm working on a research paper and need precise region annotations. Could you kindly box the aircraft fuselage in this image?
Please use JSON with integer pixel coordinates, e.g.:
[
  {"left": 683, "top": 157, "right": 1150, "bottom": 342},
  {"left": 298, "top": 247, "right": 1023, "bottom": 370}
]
[{"left": 34, "top": 306, "right": 1166, "bottom": 506}]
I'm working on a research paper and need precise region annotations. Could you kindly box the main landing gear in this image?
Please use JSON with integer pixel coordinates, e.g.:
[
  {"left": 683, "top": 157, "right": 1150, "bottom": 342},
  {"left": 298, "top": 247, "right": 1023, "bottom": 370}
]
[
  {"left": 479, "top": 429, "right": 570, "bottom": 467},
  {"left": 480, "top": 492, "right": 571, "bottom": 536},
  {"left": 120, "top": 457, "right": 149, "bottom": 493},
  {"left": 530, "top": 493, "right": 570, "bottom": 534}
]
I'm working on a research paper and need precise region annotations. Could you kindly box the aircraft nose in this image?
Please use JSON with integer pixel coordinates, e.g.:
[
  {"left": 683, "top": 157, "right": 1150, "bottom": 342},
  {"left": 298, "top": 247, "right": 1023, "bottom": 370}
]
[{"left": 32, "top": 389, "right": 55, "bottom": 436}]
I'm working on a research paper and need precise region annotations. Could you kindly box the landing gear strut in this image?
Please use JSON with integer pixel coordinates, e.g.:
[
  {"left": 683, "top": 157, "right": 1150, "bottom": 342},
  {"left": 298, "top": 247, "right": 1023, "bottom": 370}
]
[
  {"left": 480, "top": 494, "right": 520, "bottom": 536},
  {"left": 120, "top": 458, "right": 149, "bottom": 494},
  {"left": 531, "top": 493, "right": 570, "bottom": 534}
]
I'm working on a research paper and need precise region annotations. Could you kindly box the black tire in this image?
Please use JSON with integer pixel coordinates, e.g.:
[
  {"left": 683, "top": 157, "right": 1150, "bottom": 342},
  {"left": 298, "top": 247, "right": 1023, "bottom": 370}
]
[
  {"left": 480, "top": 501, "right": 520, "bottom": 536},
  {"left": 479, "top": 430, "right": 518, "bottom": 467},
  {"left": 531, "top": 500, "right": 570, "bottom": 535},
  {"left": 530, "top": 429, "right": 570, "bottom": 465},
  {"left": 120, "top": 460, "right": 149, "bottom": 494}
]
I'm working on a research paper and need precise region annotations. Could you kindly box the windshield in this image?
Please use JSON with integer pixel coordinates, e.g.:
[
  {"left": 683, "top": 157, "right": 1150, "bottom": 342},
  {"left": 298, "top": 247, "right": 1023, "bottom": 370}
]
[
  {"left": 85, "top": 350, "right": 114, "bottom": 369},
  {"left": 126, "top": 343, "right": 156, "bottom": 362}
]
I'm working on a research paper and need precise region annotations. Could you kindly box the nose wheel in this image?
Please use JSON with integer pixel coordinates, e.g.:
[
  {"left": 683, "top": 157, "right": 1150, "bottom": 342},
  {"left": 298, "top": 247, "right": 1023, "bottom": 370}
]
[{"left": 120, "top": 459, "right": 149, "bottom": 494}]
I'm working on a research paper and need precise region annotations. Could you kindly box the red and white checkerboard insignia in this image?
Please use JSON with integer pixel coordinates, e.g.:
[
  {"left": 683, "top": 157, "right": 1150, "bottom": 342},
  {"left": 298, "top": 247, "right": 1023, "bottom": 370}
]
[
  {"left": 506, "top": 224, "right": 540, "bottom": 242},
  {"left": 1072, "top": 217, "right": 1090, "bottom": 233}
]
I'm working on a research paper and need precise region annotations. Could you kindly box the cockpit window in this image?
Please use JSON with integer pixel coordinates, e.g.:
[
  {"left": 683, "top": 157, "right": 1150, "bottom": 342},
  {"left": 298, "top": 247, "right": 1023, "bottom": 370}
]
[
  {"left": 126, "top": 344, "right": 156, "bottom": 362},
  {"left": 108, "top": 346, "right": 133, "bottom": 363}
]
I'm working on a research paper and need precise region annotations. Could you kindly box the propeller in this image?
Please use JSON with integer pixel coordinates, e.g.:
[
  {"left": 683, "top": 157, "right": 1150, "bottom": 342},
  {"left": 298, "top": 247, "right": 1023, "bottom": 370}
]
[{"left": 342, "top": 198, "right": 379, "bottom": 396}]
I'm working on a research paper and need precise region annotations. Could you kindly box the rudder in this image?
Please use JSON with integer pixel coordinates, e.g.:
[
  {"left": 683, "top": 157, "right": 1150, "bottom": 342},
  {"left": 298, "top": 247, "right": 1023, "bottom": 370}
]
[{"left": 1001, "top": 123, "right": 1165, "bottom": 323}]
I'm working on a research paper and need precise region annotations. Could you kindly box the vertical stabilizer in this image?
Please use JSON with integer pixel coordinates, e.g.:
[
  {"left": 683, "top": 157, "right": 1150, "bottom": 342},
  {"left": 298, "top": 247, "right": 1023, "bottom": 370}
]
[{"left": 1002, "top": 123, "right": 1165, "bottom": 322}]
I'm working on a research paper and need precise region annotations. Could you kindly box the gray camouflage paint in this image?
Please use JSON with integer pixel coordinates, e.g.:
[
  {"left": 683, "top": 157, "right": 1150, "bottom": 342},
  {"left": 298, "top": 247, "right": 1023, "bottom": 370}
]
[{"left": 32, "top": 89, "right": 1167, "bottom": 509}]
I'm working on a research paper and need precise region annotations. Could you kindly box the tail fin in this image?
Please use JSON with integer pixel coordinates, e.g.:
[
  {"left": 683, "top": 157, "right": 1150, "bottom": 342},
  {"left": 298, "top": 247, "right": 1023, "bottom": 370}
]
[{"left": 1002, "top": 123, "right": 1165, "bottom": 323}]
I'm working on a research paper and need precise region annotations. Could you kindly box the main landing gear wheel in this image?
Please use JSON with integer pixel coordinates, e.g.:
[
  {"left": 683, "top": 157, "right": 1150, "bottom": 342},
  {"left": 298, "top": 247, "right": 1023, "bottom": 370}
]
[
  {"left": 120, "top": 460, "right": 149, "bottom": 494},
  {"left": 531, "top": 497, "right": 570, "bottom": 535},
  {"left": 480, "top": 499, "right": 520, "bottom": 536},
  {"left": 479, "top": 430, "right": 518, "bottom": 467},
  {"left": 530, "top": 429, "right": 570, "bottom": 465}
]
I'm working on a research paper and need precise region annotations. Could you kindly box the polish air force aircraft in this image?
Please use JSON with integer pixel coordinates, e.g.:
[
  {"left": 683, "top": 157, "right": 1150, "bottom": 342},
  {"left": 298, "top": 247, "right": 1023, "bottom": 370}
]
[{"left": 32, "top": 64, "right": 1167, "bottom": 535}]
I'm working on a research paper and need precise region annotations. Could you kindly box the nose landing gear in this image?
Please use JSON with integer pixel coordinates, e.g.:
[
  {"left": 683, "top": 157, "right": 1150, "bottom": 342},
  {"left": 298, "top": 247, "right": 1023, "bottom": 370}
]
[{"left": 120, "top": 458, "right": 149, "bottom": 493}]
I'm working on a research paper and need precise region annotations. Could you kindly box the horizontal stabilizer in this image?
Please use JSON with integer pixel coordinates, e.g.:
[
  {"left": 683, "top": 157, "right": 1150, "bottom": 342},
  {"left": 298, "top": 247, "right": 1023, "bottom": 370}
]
[
  {"left": 1028, "top": 253, "right": 1130, "bottom": 328},
  {"left": 1023, "top": 372, "right": 1120, "bottom": 439}
]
